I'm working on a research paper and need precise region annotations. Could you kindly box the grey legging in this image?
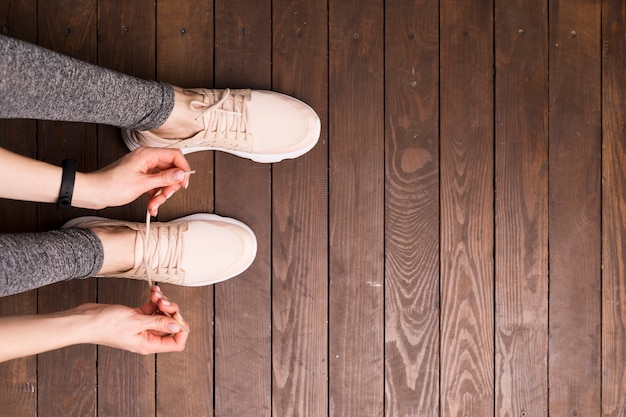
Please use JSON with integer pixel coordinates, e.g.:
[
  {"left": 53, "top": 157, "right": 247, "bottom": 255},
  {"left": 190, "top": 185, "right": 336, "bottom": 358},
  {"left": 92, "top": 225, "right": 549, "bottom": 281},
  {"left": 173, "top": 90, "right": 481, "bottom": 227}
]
[{"left": 0, "top": 34, "right": 175, "bottom": 296}]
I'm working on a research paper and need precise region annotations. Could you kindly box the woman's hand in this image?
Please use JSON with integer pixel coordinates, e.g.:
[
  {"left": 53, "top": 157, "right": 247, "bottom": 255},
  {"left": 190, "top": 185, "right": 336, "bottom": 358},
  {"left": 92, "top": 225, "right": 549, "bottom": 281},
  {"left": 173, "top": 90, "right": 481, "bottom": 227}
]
[
  {"left": 80, "top": 286, "right": 190, "bottom": 354},
  {"left": 0, "top": 286, "right": 190, "bottom": 363},
  {"left": 73, "top": 147, "right": 192, "bottom": 215},
  {"left": 0, "top": 146, "right": 189, "bottom": 215}
]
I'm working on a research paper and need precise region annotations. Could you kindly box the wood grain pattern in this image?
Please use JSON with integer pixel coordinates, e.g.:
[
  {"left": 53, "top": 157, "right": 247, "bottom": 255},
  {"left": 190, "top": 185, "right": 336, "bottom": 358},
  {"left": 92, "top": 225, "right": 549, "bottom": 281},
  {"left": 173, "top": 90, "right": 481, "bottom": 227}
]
[
  {"left": 0, "top": 2, "right": 38, "bottom": 416},
  {"left": 494, "top": 1, "right": 549, "bottom": 416},
  {"left": 154, "top": 2, "right": 215, "bottom": 416},
  {"left": 439, "top": 0, "right": 494, "bottom": 416},
  {"left": 213, "top": 159, "right": 272, "bottom": 417},
  {"left": 35, "top": 2, "right": 98, "bottom": 416},
  {"left": 384, "top": 0, "right": 439, "bottom": 416},
  {"left": 548, "top": 0, "right": 602, "bottom": 415},
  {"left": 271, "top": 0, "right": 328, "bottom": 415},
  {"left": 5, "top": 0, "right": 626, "bottom": 415},
  {"left": 328, "top": 0, "right": 385, "bottom": 415},
  {"left": 602, "top": 1, "right": 626, "bottom": 415},
  {"left": 96, "top": 1, "right": 157, "bottom": 416},
  {"left": 213, "top": 0, "right": 272, "bottom": 415},
  {"left": 0, "top": 130, "right": 38, "bottom": 416}
]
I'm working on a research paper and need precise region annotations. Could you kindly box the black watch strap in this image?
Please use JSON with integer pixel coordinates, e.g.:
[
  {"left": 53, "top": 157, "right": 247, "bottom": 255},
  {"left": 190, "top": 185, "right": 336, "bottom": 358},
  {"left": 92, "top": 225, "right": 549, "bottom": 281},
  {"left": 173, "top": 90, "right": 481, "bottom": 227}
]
[{"left": 57, "top": 159, "right": 77, "bottom": 210}]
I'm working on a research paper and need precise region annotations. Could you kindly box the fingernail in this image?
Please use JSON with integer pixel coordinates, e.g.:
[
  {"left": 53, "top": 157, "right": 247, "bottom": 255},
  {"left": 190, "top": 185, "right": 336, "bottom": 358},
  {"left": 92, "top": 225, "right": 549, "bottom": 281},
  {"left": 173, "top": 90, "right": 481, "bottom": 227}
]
[
  {"left": 165, "top": 190, "right": 174, "bottom": 199},
  {"left": 152, "top": 204, "right": 160, "bottom": 216},
  {"left": 168, "top": 323, "right": 181, "bottom": 333},
  {"left": 154, "top": 291, "right": 163, "bottom": 299},
  {"left": 161, "top": 298, "right": 171, "bottom": 306},
  {"left": 173, "top": 170, "right": 184, "bottom": 181}
]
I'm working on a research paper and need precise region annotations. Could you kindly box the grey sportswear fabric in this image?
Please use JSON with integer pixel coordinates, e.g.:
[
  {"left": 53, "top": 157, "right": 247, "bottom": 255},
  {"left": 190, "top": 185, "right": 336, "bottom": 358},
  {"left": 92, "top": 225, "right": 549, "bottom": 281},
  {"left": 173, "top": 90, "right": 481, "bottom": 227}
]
[
  {"left": 0, "top": 34, "right": 174, "bottom": 130},
  {"left": 0, "top": 34, "right": 174, "bottom": 296},
  {"left": 0, "top": 228, "right": 103, "bottom": 297}
]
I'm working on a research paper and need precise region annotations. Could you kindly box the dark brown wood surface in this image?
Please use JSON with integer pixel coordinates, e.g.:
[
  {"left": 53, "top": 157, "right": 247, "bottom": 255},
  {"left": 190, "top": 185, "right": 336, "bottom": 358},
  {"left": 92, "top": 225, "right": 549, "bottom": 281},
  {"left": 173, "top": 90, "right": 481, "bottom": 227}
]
[
  {"left": 0, "top": 0, "right": 625, "bottom": 416},
  {"left": 603, "top": 2, "right": 626, "bottom": 415},
  {"left": 440, "top": 0, "right": 494, "bottom": 415},
  {"left": 271, "top": 0, "right": 328, "bottom": 415},
  {"left": 328, "top": 0, "right": 385, "bottom": 415},
  {"left": 384, "top": 0, "right": 439, "bottom": 415},
  {"left": 494, "top": 0, "right": 548, "bottom": 416},
  {"left": 213, "top": 0, "right": 272, "bottom": 415},
  {"left": 548, "top": 0, "right": 602, "bottom": 415}
]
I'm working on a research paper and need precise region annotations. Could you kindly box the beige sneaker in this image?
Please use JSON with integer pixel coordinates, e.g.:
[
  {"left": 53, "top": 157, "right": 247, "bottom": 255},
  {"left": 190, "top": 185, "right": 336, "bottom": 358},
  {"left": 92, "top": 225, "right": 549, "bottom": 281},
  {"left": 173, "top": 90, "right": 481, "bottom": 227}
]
[
  {"left": 63, "top": 213, "right": 257, "bottom": 286},
  {"left": 122, "top": 88, "right": 321, "bottom": 163}
]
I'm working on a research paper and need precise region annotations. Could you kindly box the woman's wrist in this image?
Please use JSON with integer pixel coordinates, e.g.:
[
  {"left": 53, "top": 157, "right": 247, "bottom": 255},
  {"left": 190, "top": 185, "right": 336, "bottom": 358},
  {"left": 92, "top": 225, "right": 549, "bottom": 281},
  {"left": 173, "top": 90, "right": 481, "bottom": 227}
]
[{"left": 72, "top": 172, "right": 106, "bottom": 210}]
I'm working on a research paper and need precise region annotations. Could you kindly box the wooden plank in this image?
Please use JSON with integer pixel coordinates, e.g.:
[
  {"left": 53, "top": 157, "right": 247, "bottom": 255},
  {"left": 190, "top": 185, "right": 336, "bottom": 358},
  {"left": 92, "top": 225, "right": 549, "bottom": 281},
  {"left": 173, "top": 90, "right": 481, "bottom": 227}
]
[
  {"left": 548, "top": 0, "right": 602, "bottom": 415},
  {"left": 213, "top": 0, "right": 272, "bottom": 415},
  {"left": 96, "top": 1, "right": 157, "bottom": 416},
  {"left": 494, "top": 1, "right": 549, "bottom": 416},
  {"left": 0, "top": 2, "right": 38, "bottom": 416},
  {"left": 0, "top": 292, "right": 37, "bottom": 417},
  {"left": 270, "top": 0, "right": 328, "bottom": 416},
  {"left": 154, "top": 1, "right": 215, "bottom": 416},
  {"left": 328, "top": 0, "right": 384, "bottom": 414},
  {"left": 439, "top": 0, "right": 494, "bottom": 415},
  {"left": 35, "top": 1, "right": 98, "bottom": 416},
  {"left": 601, "top": 1, "right": 626, "bottom": 415},
  {"left": 384, "top": 0, "right": 439, "bottom": 415}
]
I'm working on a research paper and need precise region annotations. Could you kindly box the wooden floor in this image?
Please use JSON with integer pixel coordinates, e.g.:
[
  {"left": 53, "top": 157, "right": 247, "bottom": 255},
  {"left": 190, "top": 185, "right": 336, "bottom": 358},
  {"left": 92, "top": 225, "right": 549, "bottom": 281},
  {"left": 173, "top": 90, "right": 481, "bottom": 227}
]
[{"left": 1, "top": 0, "right": 626, "bottom": 415}]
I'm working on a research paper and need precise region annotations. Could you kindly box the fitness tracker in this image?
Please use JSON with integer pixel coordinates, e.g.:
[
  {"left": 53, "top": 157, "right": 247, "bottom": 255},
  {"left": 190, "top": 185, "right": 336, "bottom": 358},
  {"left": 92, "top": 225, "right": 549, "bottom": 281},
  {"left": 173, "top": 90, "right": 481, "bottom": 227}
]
[{"left": 57, "top": 159, "right": 77, "bottom": 210}]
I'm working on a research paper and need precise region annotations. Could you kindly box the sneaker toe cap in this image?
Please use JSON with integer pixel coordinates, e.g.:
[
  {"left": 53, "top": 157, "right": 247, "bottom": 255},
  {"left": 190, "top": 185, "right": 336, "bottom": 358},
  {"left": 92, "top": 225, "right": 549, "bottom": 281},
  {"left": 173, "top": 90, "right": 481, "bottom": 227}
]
[
  {"left": 181, "top": 216, "right": 257, "bottom": 286},
  {"left": 248, "top": 91, "right": 321, "bottom": 159}
]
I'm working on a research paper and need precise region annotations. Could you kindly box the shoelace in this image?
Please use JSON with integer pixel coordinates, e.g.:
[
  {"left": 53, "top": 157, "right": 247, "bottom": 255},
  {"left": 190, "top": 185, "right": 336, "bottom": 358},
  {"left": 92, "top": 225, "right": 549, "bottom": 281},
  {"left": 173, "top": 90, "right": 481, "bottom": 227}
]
[
  {"left": 189, "top": 88, "right": 251, "bottom": 141},
  {"left": 144, "top": 210, "right": 154, "bottom": 287},
  {"left": 143, "top": 209, "right": 190, "bottom": 333},
  {"left": 141, "top": 209, "right": 185, "bottom": 287}
]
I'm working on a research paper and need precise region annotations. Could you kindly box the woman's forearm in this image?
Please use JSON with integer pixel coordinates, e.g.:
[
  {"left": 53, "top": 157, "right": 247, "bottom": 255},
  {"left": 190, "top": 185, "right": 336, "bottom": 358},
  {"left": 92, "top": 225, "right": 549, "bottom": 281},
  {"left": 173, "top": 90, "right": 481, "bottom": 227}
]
[
  {"left": 0, "top": 146, "right": 191, "bottom": 213},
  {"left": 0, "top": 294, "right": 190, "bottom": 362},
  {"left": 0, "top": 146, "right": 98, "bottom": 208},
  {"left": 0, "top": 308, "right": 92, "bottom": 363},
  {"left": 0, "top": 146, "right": 64, "bottom": 204}
]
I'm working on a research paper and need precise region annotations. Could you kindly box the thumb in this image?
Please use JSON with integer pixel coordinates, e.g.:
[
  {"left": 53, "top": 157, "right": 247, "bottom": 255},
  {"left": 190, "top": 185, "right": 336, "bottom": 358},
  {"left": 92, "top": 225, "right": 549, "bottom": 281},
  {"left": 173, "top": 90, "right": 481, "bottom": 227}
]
[
  {"left": 148, "top": 314, "right": 181, "bottom": 334},
  {"left": 147, "top": 168, "right": 186, "bottom": 189}
]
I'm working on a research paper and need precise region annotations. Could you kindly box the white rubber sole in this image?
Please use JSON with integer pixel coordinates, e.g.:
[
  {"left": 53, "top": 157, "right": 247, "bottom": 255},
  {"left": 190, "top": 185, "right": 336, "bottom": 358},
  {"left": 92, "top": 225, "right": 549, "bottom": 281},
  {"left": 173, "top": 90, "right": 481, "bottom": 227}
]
[{"left": 122, "top": 128, "right": 319, "bottom": 163}]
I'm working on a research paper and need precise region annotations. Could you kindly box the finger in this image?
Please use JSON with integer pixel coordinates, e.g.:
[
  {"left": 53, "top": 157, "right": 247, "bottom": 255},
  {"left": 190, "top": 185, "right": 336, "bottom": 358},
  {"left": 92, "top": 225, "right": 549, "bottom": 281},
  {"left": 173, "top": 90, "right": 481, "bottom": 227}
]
[
  {"left": 150, "top": 328, "right": 190, "bottom": 353},
  {"left": 157, "top": 148, "right": 191, "bottom": 172},
  {"left": 150, "top": 286, "right": 164, "bottom": 304},
  {"left": 137, "top": 286, "right": 164, "bottom": 315},
  {"left": 160, "top": 183, "right": 184, "bottom": 200},
  {"left": 147, "top": 193, "right": 168, "bottom": 217},
  {"left": 158, "top": 298, "right": 190, "bottom": 330},
  {"left": 157, "top": 297, "right": 181, "bottom": 316},
  {"left": 146, "top": 187, "right": 164, "bottom": 201},
  {"left": 148, "top": 168, "right": 188, "bottom": 190},
  {"left": 141, "top": 148, "right": 191, "bottom": 173},
  {"left": 137, "top": 299, "right": 159, "bottom": 316},
  {"left": 146, "top": 314, "right": 185, "bottom": 335},
  {"left": 172, "top": 312, "right": 190, "bottom": 333},
  {"left": 170, "top": 327, "right": 190, "bottom": 348}
]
